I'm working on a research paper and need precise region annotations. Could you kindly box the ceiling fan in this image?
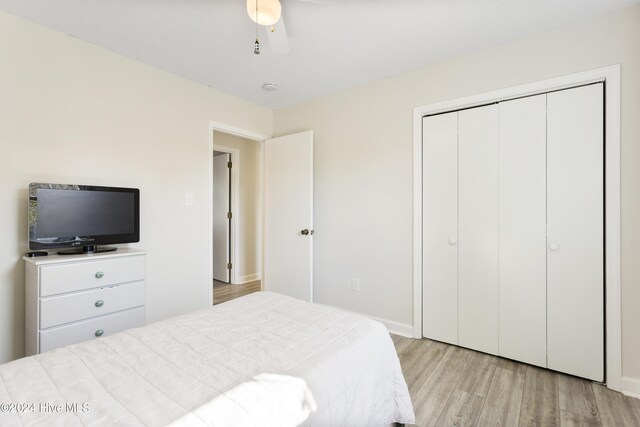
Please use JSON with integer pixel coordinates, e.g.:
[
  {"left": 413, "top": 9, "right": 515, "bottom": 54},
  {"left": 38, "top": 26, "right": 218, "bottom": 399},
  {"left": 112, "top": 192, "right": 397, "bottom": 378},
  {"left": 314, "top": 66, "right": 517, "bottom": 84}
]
[{"left": 246, "top": 0, "right": 291, "bottom": 55}]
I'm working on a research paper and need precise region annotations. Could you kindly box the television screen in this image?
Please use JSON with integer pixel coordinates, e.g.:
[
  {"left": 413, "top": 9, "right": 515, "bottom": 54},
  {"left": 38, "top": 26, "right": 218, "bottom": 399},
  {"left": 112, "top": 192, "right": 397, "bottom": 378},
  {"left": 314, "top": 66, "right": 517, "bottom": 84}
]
[{"left": 29, "top": 183, "right": 140, "bottom": 252}]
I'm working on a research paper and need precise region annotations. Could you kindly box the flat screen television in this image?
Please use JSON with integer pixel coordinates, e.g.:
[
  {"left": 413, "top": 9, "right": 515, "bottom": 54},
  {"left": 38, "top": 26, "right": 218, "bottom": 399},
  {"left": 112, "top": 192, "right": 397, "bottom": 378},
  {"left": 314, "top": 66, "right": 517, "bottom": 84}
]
[{"left": 28, "top": 183, "right": 140, "bottom": 254}]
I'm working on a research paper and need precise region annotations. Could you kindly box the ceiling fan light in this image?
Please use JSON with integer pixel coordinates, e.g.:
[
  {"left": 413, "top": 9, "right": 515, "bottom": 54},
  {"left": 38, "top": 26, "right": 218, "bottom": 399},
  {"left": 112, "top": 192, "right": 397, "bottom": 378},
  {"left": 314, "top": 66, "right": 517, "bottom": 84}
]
[{"left": 247, "top": 0, "right": 282, "bottom": 27}]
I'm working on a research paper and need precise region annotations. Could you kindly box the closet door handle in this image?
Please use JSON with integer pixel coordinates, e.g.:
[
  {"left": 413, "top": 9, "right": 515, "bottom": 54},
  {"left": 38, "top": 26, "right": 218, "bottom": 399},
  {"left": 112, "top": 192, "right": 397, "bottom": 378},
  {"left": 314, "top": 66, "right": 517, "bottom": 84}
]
[
  {"left": 448, "top": 237, "right": 457, "bottom": 246},
  {"left": 548, "top": 242, "right": 560, "bottom": 251}
]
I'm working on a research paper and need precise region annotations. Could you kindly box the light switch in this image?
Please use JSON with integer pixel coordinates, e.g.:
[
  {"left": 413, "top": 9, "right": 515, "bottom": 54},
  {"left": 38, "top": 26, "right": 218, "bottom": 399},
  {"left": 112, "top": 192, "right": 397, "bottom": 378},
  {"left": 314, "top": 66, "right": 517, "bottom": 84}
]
[{"left": 184, "top": 192, "right": 194, "bottom": 206}]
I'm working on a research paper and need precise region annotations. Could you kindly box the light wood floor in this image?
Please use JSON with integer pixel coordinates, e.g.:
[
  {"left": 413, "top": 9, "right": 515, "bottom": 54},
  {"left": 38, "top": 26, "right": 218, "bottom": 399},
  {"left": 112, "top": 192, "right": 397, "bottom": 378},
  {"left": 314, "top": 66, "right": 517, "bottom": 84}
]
[
  {"left": 212, "top": 279, "right": 261, "bottom": 305},
  {"left": 392, "top": 335, "right": 640, "bottom": 427}
]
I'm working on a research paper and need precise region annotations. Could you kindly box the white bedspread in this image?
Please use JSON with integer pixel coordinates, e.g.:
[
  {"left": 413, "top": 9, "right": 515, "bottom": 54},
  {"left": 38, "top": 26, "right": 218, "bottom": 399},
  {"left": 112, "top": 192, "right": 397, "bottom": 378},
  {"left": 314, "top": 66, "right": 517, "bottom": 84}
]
[{"left": 0, "top": 292, "right": 414, "bottom": 426}]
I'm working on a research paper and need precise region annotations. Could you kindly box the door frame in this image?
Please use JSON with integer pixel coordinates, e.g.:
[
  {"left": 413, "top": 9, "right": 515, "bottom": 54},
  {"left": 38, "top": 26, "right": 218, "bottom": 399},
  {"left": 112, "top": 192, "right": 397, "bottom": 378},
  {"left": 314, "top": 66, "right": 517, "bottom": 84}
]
[
  {"left": 412, "top": 65, "right": 622, "bottom": 391},
  {"left": 212, "top": 145, "right": 239, "bottom": 284},
  {"left": 208, "top": 121, "right": 268, "bottom": 305}
]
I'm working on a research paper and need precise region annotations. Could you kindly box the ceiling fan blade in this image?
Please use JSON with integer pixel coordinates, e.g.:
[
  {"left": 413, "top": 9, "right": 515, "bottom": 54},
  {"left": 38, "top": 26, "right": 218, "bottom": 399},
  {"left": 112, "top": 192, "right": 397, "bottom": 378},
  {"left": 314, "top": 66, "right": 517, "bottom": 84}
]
[{"left": 265, "top": 17, "right": 290, "bottom": 54}]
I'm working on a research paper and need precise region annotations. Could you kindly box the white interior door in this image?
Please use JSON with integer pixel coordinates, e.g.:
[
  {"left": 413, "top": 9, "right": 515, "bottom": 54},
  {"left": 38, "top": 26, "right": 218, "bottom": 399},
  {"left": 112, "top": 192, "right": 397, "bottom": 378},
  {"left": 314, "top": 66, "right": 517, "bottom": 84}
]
[
  {"left": 458, "top": 104, "right": 500, "bottom": 355},
  {"left": 498, "top": 94, "right": 547, "bottom": 367},
  {"left": 264, "top": 131, "right": 313, "bottom": 301},
  {"left": 547, "top": 83, "right": 604, "bottom": 382},
  {"left": 422, "top": 112, "right": 459, "bottom": 345},
  {"left": 212, "top": 153, "right": 230, "bottom": 283}
]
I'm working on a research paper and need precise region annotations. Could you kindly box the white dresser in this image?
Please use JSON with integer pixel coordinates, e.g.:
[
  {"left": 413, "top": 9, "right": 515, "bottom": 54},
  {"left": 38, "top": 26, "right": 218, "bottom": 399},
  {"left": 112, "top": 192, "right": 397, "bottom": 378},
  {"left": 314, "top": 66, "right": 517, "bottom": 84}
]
[{"left": 24, "top": 249, "right": 146, "bottom": 356}]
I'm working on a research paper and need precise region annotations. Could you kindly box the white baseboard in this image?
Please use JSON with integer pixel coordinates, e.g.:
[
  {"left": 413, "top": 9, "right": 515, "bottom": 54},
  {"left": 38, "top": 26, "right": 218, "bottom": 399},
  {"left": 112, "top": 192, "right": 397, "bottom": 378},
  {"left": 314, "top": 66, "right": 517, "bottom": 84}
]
[
  {"left": 236, "top": 273, "right": 261, "bottom": 285},
  {"left": 367, "top": 315, "right": 415, "bottom": 337},
  {"left": 622, "top": 376, "right": 640, "bottom": 399}
]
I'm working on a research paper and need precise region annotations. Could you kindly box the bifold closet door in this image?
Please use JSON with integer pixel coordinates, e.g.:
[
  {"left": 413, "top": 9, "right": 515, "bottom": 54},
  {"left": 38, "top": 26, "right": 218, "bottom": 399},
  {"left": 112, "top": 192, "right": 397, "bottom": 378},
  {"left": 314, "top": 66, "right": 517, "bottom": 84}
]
[
  {"left": 422, "top": 112, "right": 458, "bottom": 345},
  {"left": 547, "top": 84, "right": 604, "bottom": 382},
  {"left": 458, "top": 105, "right": 499, "bottom": 355},
  {"left": 498, "top": 94, "right": 547, "bottom": 368}
]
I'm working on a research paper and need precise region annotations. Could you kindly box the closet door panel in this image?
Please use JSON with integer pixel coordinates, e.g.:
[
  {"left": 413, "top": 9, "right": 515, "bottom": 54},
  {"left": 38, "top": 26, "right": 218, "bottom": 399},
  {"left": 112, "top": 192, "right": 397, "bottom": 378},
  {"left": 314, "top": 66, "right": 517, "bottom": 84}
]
[
  {"left": 458, "top": 105, "right": 499, "bottom": 355},
  {"left": 547, "top": 84, "right": 604, "bottom": 382},
  {"left": 422, "top": 113, "right": 459, "bottom": 344},
  {"left": 498, "top": 94, "right": 547, "bottom": 367}
]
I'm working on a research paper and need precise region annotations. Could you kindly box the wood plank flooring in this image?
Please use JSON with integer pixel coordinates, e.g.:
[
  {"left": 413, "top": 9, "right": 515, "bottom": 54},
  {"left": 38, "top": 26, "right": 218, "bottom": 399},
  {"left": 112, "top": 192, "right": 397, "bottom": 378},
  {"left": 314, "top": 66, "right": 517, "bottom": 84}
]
[
  {"left": 212, "top": 280, "right": 261, "bottom": 305},
  {"left": 392, "top": 335, "right": 640, "bottom": 427}
]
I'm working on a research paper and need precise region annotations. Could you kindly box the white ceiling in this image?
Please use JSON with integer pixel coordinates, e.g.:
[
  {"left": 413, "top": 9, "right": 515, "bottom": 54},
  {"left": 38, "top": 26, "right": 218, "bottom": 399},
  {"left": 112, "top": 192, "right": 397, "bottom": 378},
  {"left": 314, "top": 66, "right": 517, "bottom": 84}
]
[{"left": 1, "top": 0, "right": 637, "bottom": 109}]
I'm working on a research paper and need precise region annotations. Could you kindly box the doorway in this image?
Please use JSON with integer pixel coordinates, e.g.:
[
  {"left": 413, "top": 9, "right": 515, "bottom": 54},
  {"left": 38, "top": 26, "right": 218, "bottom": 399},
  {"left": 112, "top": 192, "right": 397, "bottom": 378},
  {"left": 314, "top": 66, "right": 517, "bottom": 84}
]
[{"left": 211, "top": 129, "right": 263, "bottom": 304}]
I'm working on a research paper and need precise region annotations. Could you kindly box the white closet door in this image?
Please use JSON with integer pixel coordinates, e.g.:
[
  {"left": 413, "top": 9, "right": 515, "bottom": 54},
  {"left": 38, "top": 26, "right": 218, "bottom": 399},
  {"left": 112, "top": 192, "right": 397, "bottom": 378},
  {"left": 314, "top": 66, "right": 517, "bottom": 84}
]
[
  {"left": 422, "top": 112, "right": 458, "bottom": 344},
  {"left": 498, "top": 94, "right": 547, "bottom": 367},
  {"left": 547, "top": 84, "right": 604, "bottom": 382},
  {"left": 458, "top": 104, "right": 499, "bottom": 355}
]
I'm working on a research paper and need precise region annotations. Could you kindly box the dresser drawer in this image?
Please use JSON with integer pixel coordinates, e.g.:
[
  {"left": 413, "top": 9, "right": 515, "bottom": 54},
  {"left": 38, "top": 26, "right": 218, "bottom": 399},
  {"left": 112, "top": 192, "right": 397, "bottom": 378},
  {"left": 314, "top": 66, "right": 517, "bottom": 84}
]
[
  {"left": 39, "top": 307, "right": 145, "bottom": 353},
  {"left": 40, "top": 256, "right": 145, "bottom": 296},
  {"left": 40, "top": 281, "right": 145, "bottom": 329}
]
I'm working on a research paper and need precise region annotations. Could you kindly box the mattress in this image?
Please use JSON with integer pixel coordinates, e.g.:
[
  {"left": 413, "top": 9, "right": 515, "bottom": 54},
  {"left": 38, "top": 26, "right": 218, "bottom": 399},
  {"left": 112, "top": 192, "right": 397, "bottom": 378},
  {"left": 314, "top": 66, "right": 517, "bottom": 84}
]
[{"left": 0, "top": 291, "right": 414, "bottom": 426}]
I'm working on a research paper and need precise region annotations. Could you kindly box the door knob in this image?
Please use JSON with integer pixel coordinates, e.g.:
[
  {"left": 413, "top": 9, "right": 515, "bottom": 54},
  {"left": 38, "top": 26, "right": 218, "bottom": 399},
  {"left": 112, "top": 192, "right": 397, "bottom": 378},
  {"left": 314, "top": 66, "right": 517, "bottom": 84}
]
[
  {"left": 448, "top": 237, "right": 457, "bottom": 246},
  {"left": 301, "top": 229, "right": 309, "bottom": 235},
  {"left": 548, "top": 242, "right": 560, "bottom": 251}
]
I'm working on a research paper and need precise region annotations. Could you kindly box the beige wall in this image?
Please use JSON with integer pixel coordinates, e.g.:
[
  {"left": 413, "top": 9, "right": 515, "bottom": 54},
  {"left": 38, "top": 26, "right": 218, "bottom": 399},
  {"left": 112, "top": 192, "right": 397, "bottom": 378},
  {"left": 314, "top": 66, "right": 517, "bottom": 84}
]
[
  {"left": 274, "top": 5, "right": 640, "bottom": 381},
  {"left": 0, "top": 11, "right": 272, "bottom": 363},
  {"left": 213, "top": 131, "right": 262, "bottom": 282}
]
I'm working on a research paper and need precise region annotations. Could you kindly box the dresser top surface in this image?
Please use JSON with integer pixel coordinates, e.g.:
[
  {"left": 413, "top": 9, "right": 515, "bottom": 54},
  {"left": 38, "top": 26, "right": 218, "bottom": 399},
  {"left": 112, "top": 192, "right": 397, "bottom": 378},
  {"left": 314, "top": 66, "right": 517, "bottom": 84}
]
[{"left": 24, "top": 248, "right": 146, "bottom": 266}]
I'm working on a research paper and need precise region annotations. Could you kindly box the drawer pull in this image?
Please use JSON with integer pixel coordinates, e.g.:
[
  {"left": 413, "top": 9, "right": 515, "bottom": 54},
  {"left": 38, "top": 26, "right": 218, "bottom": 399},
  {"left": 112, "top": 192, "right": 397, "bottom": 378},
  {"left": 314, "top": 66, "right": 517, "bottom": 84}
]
[
  {"left": 95, "top": 300, "right": 104, "bottom": 308},
  {"left": 95, "top": 329, "right": 104, "bottom": 337},
  {"left": 95, "top": 271, "right": 105, "bottom": 279}
]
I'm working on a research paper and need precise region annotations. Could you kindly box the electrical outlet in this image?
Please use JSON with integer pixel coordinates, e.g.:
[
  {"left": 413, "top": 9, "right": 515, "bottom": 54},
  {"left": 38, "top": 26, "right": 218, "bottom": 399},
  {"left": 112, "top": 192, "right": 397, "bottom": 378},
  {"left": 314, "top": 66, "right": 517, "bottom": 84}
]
[
  {"left": 352, "top": 278, "right": 360, "bottom": 292},
  {"left": 184, "top": 192, "right": 194, "bottom": 206}
]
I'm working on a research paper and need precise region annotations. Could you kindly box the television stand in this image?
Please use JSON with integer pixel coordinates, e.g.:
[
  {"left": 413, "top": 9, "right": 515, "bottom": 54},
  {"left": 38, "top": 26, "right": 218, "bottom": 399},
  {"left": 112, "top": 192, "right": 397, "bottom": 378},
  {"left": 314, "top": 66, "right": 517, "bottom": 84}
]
[{"left": 57, "top": 245, "right": 118, "bottom": 255}]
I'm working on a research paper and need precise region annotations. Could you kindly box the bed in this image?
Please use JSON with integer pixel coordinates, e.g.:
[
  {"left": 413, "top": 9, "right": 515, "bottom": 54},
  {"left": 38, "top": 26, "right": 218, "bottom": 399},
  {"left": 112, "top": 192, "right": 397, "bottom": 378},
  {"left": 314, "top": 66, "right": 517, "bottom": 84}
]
[{"left": 0, "top": 291, "right": 415, "bottom": 426}]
